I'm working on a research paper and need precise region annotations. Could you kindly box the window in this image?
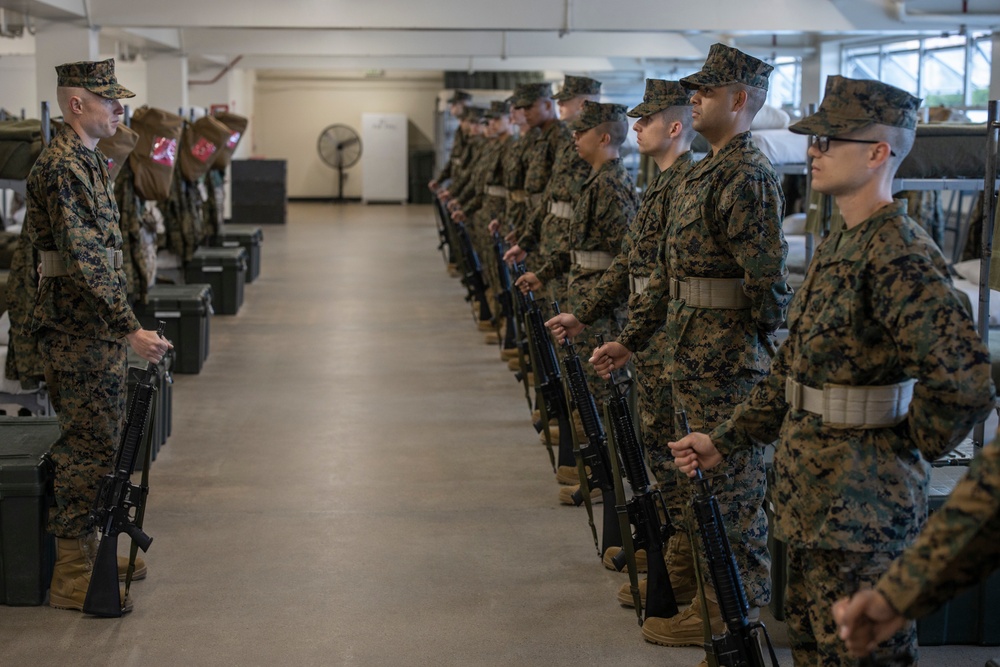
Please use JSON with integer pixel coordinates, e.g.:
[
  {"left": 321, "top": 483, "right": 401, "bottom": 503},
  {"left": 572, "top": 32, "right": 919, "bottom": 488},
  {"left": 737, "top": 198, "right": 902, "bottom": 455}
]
[
  {"left": 768, "top": 57, "right": 802, "bottom": 111},
  {"left": 842, "top": 32, "right": 993, "bottom": 120}
]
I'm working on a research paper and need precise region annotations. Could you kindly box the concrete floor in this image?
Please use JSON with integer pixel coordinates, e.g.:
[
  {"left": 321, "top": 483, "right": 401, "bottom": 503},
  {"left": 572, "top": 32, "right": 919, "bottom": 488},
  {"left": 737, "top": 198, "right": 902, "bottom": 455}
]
[{"left": 1, "top": 202, "right": 998, "bottom": 667}]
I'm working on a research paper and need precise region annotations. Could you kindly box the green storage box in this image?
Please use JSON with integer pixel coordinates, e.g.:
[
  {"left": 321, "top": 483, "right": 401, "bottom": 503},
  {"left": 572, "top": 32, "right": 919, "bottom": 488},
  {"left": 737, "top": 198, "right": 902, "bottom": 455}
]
[
  {"left": 184, "top": 247, "right": 246, "bottom": 315},
  {"left": 211, "top": 225, "right": 262, "bottom": 283},
  {"left": 0, "top": 416, "right": 57, "bottom": 606},
  {"left": 916, "top": 464, "right": 1000, "bottom": 646},
  {"left": 134, "top": 284, "right": 213, "bottom": 374}
]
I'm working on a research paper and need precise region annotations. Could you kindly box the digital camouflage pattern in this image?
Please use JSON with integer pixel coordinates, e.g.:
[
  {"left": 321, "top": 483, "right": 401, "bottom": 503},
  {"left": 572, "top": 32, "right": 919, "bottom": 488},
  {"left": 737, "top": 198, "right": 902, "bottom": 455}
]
[
  {"left": 567, "top": 101, "right": 627, "bottom": 132},
  {"left": 512, "top": 83, "right": 553, "bottom": 109},
  {"left": 484, "top": 99, "right": 511, "bottom": 118},
  {"left": 561, "top": 156, "right": 639, "bottom": 402},
  {"left": 434, "top": 122, "right": 467, "bottom": 184},
  {"left": 500, "top": 127, "right": 539, "bottom": 235},
  {"left": 25, "top": 126, "right": 141, "bottom": 341},
  {"left": 627, "top": 79, "right": 692, "bottom": 118},
  {"left": 552, "top": 75, "right": 602, "bottom": 101},
  {"left": 39, "top": 329, "right": 127, "bottom": 537},
  {"left": 711, "top": 200, "right": 994, "bottom": 550},
  {"left": 447, "top": 89, "right": 472, "bottom": 104},
  {"left": 786, "top": 547, "right": 916, "bottom": 666},
  {"left": 515, "top": 121, "right": 567, "bottom": 246},
  {"left": 877, "top": 435, "right": 1000, "bottom": 619},
  {"left": 679, "top": 43, "right": 773, "bottom": 91},
  {"left": 55, "top": 58, "right": 135, "bottom": 99},
  {"left": 789, "top": 75, "right": 921, "bottom": 137},
  {"left": 24, "top": 122, "right": 138, "bottom": 538},
  {"left": 574, "top": 151, "right": 696, "bottom": 504},
  {"left": 4, "top": 228, "right": 44, "bottom": 386},
  {"left": 614, "top": 131, "right": 791, "bottom": 610}
]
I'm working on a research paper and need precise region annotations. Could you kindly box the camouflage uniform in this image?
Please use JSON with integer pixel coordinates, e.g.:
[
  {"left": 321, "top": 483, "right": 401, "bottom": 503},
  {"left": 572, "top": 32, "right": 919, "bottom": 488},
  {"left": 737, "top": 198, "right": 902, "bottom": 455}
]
[
  {"left": 23, "top": 60, "right": 141, "bottom": 539},
  {"left": 708, "top": 76, "right": 996, "bottom": 665},
  {"left": 876, "top": 434, "right": 1000, "bottom": 619},
  {"left": 500, "top": 125, "right": 539, "bottom": 236},
  {"left": 433, "top": 90, "right": 471, "bottom": 184},
  {"left": 512, "top": 83, "right": 563, "bottom": 244},
  {"left": 617, "top": 47, "right": 793, "bottom": 611},
  {"left": 516, "top": 76, "right": 599, "bottom": 306}
]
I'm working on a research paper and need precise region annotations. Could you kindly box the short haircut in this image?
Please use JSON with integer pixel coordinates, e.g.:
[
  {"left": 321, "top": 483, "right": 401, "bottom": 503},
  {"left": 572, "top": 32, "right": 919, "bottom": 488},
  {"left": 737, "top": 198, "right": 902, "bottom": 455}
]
[
  {"left": 850, "top": 123, "right": 916, "bottom": 172},
  {"left": 659, "top": 105, "right": 697, "bottom": 144},
  {"left": 737, "top": 83, "right": 768, "bottom": 118},
  {"left": 593, "top": 120, "right": 628, "bottom": 148}
]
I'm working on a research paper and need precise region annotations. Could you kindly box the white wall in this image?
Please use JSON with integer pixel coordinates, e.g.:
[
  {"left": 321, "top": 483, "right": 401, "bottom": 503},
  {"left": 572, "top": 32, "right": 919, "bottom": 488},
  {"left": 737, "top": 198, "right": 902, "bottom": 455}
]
[{"left": 254, "top": 71, "right": 441, "bottom": 198}]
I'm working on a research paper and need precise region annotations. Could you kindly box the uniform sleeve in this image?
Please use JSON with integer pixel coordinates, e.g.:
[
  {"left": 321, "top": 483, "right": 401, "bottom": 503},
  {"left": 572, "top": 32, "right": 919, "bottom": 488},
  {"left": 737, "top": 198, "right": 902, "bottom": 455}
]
[
  {"left": 617, "top": 232, "right": 671, "bottom": 353},
  {"left": 576, "top": 244, "right": 629, "bottom": 325},
  {"left": 49, "top": 167, "right": 140, "bottom": 336},
  {"left": 876, "top": 439, "right": 1000, "bottom": 618},
  {"left": 720, "top": 170, "right": 792, "bottom": 334},
  {"left": 873, "top": 249, "right": 995, "bottom": 460},
  {"left": 516, "top": 202, "right": 543, "bottom": 252}
]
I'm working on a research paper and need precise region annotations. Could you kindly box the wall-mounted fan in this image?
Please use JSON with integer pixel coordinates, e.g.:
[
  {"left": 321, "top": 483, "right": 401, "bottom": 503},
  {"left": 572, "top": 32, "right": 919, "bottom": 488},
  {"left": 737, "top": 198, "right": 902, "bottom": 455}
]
[{"left": 317, "top": 124, "right": 362, "bottom": 201}]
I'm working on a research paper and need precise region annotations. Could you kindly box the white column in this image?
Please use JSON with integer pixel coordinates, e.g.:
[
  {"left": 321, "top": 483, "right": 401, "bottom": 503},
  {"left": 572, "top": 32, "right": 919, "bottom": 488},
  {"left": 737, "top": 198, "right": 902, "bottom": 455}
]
[
  {"left": 146, "top": 55, "right": 189, "bottom": 114},
  {"left": 33, "top": 23, "right": 98, "bottom": 114}
]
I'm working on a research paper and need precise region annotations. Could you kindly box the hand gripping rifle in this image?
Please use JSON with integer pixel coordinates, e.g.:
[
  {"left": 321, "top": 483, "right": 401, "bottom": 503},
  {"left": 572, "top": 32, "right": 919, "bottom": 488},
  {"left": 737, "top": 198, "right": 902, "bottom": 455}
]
[
  {"left": 674, "top": 407, "right": 779, "bottom": 667},
  {"left": 602, "top": 346, "right": 679, "bottom": 624},
  {"left": 83, "top": 322, "right": 165, "bottom": 617},
  {"left": 454, "top": 221, "right": 493, "bottom": 325},
  {"left": 507, "top": 260, "right": 535, "bottom": 415},
  {"left": 553, "top": 304, "right": 622, "bottom": 557}
]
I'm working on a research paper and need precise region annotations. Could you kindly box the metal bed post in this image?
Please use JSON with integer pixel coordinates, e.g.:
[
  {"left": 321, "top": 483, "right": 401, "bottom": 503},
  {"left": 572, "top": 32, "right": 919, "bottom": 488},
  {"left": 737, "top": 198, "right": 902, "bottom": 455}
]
[
  {"left": 40, "top": 100, "right": 50, "bottom": 145},
  {"left": 802, "top": 103, "right": 817, "bottom": 267},
  {"left": 975, "top": 100, "right": 1000, "bottom": 449}
]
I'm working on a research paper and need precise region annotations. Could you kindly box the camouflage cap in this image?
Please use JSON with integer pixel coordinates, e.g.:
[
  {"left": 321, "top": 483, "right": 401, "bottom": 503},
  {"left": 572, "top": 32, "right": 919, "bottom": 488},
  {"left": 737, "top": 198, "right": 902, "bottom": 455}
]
[
  {"left": 512, "top": 82, "right": 554, "bottom": 108},
  {"left": 485, "top": 99, "right": 512, "bottom": 119},
  {"left": 447, "top": 90, "right": 472, "bottom": 104},
  {"left": 569, "top": 101, "right": 628, "bottom": 132},
  {"left": 55, "top": 58, "right": 135, "bottom": 99},
  {"left": 462, "top": 106, "right": 488, "bottom": 123},
  {"left": 552, "top": 75, "right": 603, "bottom": 101},
  {"left": 788, "top": 75, "right": 922, "bottom": 136},
  {"left": 679, "top": 43, "right": 773, "bottom": 91},
  {"left": 627, "top": 79, "right": 692, "bottom": 118}
]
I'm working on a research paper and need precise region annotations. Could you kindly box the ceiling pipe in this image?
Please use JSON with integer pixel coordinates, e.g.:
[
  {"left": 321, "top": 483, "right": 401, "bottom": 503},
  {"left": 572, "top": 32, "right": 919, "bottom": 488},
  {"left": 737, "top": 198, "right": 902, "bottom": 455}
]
[
  {"left": 189, "top": 55, "right": 243, "bottom": 85},
  {"left": 892, "top": 0, "right": 1000, "bottom": 25}
]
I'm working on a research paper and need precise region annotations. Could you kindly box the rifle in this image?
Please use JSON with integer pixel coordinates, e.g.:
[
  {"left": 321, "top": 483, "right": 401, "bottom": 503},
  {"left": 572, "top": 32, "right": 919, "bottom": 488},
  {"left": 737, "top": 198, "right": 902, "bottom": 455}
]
[
  {"left": 432, "top": 194, "right": 455, "bottom": 266},
  {"left": 513, "top": 266, "right": 575, "bottom": 475},
  {"left": 674, "top": 407, "right": 778, "bottom": 667},
  {"left": 603, "top": 350, "right": 679, "bottom": 624},
  {"left": 454, "top": 221, "right": 493, "bottom": 325},
  {"left": 83, "top": 322, "right": 165, "bottom": 617},
  {"left": 553, "top": 304, "right": 622, "bottom": 557},
  {"left": 492, "top": 232, "right": 518, "bottom": 353}
]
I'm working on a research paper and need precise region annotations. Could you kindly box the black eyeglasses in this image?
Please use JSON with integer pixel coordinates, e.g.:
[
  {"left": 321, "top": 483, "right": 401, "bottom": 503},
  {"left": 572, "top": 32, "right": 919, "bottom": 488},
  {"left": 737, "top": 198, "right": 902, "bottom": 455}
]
[{"left": 810, "top": 135, "right": 896, "bottom": 157}]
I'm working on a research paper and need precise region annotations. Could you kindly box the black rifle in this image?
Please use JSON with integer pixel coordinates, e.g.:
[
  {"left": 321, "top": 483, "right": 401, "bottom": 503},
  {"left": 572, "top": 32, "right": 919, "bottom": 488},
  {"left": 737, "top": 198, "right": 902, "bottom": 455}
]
[
  {"left": 83, "top": 322, "right": 164, "bottom": 617},
  {"left": 492, "top": 232, "right": 518, "bottom": 353},
  {"left": 454, "top": 221, "right": 493, "bottom": 324},
  {"left": 674, "top": 407, "right": 778, "bottom": 667},
  {"left": 432, "top": 195, "right": 455, "bottom": 266},
  {"left": 554, "top": 303, "right": 622, "bottom": 557},
  {"left": 604, "top": 359, "right": 679, "bottom": 624},
  {"left": 513, "top": 268, "right": 575, "bottom": 474}
]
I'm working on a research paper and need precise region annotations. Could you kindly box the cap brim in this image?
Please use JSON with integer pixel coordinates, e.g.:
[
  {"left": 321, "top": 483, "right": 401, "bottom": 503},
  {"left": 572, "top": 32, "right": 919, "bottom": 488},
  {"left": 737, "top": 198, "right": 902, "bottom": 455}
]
[
  {"left": 679, "top": 72, "right": 736, "bottom": 90},
  {"left": 787, "top": 111, "right": 872, "bottom": 137},
  {"left": 92, "top": 83, "right": 136, "bottom": 99},
  {"left": 626, "top": 101, "right": 665, "bottom": 118}
]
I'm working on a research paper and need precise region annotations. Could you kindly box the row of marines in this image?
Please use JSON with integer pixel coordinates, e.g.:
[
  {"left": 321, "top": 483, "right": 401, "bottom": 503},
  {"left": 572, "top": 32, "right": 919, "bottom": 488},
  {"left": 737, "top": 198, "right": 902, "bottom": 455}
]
[{"left": 430, "top": 43, "right": 1000, "bottom": 667}]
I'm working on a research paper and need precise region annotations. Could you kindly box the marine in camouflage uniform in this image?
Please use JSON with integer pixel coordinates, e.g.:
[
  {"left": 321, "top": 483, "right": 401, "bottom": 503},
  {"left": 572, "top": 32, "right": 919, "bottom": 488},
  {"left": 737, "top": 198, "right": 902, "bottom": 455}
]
[
  {"left": 596, "top": 46, "right": 792, "bottom": 648},
  {"left": 508, "top": 83, "right": 561, "bottom": 245},
  {"left": 563, "top": 80, "right": 698, "bottom": 596},
  {"left": 23, "top": 59, "right": 171, "bottom": 611},
  {"left": 677, "top": 76, "right": 995, "bottom": 665},
  {"left": 514, "top": 76, "right": 598, "bottom": 306},
  {"left": 430, "top": 90, "right": 472, "bottom": 188}
]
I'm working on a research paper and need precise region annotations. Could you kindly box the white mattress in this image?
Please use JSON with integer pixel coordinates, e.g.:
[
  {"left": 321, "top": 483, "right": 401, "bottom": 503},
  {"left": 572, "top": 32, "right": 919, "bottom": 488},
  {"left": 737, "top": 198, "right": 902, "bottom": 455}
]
[{"left": 752, "top": 128, "right": 809, "bottom": 167}]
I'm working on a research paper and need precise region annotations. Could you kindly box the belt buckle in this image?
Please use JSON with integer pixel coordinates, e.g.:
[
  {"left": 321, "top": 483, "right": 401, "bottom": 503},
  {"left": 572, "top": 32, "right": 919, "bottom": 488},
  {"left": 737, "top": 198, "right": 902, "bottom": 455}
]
[
  {"left": 668, "top": 278, "right": 680, "bottom": 300},
  {"left": 785, "top": 377, "right": 802, "bottom": 410}
]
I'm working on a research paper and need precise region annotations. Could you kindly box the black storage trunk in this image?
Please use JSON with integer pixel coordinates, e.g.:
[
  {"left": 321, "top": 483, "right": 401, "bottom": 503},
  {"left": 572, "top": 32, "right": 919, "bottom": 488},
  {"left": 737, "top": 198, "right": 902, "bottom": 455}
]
[
  {"left": 185, "top": 247, "right": 246, "bottom": 316},
  {"left": 231, "top": 159, "right": 287, "bottom": 225},
  {"left": 134, "top": 284, "right": 213, "bottom": 374},
  {"left": 211, "top": 225, "right": 262, "bottom": 283},
  {"left": 916, "top": 464, "right": 1000, "bottom": 646},
  {"left": 0, "top": 416, "right": 57, "bottom": 606}
]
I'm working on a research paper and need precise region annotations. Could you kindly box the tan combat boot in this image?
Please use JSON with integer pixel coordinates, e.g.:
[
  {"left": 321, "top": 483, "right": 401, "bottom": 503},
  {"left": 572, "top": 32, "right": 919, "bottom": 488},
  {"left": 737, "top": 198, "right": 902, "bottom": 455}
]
[
  {"left": 602, "top": 546, "right": 647, "bottom": 573},
  {"left": 617, "top": 576, "right": 647, "bottom": 607},
  {"left": 555, "top": 465, "right": 580, "bottom": 486},
  {"left": 500, "top": 348, "right": 519, "bottom": 361},
  {"left": 49, "top": 535, "right": 133, "bottom": 612},
  {"left": 640, "top": 590, "right": 724, "bottom": 647},
  {"left": 557, "top": 483, "right": 602, "bottom": 505},
  {"left": 666, "top": 530, "right": 698, "bottom": 603}
]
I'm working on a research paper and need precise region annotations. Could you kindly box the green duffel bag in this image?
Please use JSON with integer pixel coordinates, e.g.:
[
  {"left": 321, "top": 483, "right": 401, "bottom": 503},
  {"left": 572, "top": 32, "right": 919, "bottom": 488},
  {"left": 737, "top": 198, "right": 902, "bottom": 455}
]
[
  {"left": 129, "top": 106, "right": 183, "bottom": 201},
  {"left": 0, "top": 119, "right": 43, "bottom": 180},
  {"left": 179, "top": 115, "right": 231, "bottom": 182},
  {"left": 97, "top": 123, "right": 139, "bottom": 181},
  {"left": 210, "top": 112, "right": 248, "bottom": 170}
]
